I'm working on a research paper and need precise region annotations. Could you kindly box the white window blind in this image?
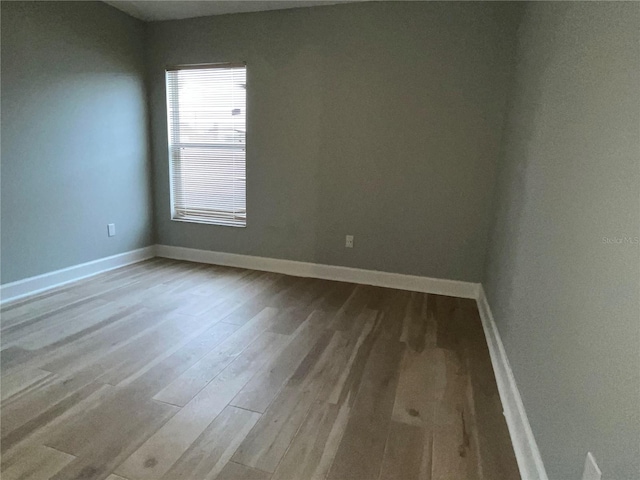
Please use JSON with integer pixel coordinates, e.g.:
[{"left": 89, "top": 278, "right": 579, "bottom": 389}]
[{"left": 166, "top": 63, "right": 247, "bottom": 227}]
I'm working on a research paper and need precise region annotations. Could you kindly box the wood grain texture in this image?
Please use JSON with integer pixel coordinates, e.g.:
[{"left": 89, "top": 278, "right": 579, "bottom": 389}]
[
  {"left": 378, "top": 421, "right": 432, "bottom": 480},
  {"left": 1, "top": 445, "right": 75, "bottom": 480},
  {"left": 1, "top": 259, "right": 519, "bottom": 480}
]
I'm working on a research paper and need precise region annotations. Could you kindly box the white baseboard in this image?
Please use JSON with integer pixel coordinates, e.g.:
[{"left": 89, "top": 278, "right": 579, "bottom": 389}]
[
  {"left": 155, "top": 244, "right": 480, "bottom": 299},
  {"left": 0, "top": 246, "right": 156, "bottom": 305},
  {"left": 476, "top": 285, "right": 548, "bottom": 480}
]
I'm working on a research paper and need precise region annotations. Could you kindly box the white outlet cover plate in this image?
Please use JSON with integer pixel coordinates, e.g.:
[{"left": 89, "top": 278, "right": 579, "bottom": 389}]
[
  {"left": 108, "top": 224, "right": 116, "bottom": 237},
  {"left": 582, "top": 452, "right": 602, "bottom": 480},
  {"left": 345, "top": 235, "right": 354, "bottom": 248}
]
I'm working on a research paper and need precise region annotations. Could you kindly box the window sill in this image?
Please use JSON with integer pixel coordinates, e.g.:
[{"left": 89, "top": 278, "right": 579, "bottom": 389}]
[{"left": 171, "top": 217, "right": 246, "bottom": 228}]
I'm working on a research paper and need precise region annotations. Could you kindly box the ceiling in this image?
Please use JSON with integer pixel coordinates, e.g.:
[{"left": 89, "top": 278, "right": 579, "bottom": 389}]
[{"left": 104, "top": 1, "right": 368, "bottom": 22}]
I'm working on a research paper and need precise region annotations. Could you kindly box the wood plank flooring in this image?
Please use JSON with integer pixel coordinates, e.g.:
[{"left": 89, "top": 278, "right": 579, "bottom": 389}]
[{"left": 0, "top": 258, "right": 520, "bottom": 480}]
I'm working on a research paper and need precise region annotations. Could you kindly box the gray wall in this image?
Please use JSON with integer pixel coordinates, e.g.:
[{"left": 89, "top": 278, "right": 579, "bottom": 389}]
[
  {"left": 147, "top": 2, "right": 523, "bottom": 282},
  {"left": 484, "top": 3, "right": 640, "bottom": 479},
  {"left": 1, "top": 1, "right": 153, "bottom": 284}
]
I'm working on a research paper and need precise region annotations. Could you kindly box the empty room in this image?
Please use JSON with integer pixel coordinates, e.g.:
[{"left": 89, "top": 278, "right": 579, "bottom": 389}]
[{"left": 1, "top": 1, "right": 638, "bottom": 479}]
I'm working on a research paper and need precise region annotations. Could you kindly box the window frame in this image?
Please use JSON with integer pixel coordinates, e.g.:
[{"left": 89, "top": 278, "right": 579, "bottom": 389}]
[{"left": 165, "top": 62, "right": 248, "bottom": 228}]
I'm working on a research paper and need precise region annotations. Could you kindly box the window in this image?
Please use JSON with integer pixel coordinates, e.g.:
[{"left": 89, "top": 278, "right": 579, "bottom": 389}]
[{"left": 166, "top": 63, "right": 247, "bottom": 227}]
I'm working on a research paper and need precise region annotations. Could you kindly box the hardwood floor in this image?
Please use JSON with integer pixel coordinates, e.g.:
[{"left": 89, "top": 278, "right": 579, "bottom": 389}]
[{"left": 0, "top": 258, "right": 520, "bottom": 480}]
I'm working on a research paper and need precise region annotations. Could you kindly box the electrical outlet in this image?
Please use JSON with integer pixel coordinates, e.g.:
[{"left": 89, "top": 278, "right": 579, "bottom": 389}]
[
  {"left": 582, "top": 452, "right": 602, "bottom": 480},
  {"left": 107, "top": 223, "right": 116, "bottom": 237},
  {"left": 345, "top": 235, "right": 354, "bottom": 248}
]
